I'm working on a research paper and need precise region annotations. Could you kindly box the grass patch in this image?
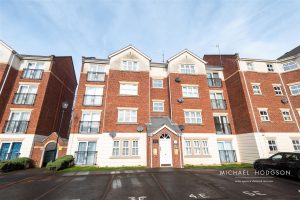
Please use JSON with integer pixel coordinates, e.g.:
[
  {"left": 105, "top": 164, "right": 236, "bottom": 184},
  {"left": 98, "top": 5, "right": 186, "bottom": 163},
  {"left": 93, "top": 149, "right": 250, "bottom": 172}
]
[
  {"left": 184, "top": 163, "right": 253, "bottom": 169},
  {"left": 60, "top": 165, "right": 146, "bottom": 172}
]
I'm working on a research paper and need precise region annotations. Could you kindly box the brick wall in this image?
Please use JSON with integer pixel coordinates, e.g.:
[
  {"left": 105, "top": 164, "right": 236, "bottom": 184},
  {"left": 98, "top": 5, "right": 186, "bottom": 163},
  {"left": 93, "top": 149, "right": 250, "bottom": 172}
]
[{"left": 150, "top": 77, "right": 170, "bottom": 117}]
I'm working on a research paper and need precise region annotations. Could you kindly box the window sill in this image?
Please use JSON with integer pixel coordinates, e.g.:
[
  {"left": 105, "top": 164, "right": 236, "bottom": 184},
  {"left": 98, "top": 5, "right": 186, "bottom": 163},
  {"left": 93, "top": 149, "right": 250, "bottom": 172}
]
[
  {"left": 291, "top": 94, "right": 300, "bottom": 96},
  {"left": 153, "top": 111, "right": 164, "bottom": 113},
  {"left": 253, "top": 94, "right": 263, "bottom": 96},
  {"left": 283, "top": 121, "right": 294, "bottom": 123},
  {"left": 261, "top": 121, "right": 271, "bottom": 123},
  {"left": 116, "top": 122, "right": 139, "bottom": 125},
  {"left": 152, "top": 87, "right": 164, "bottom": 89},
  {"left": 184, "top": 155, "right": 212, "bottom": 158},
  {"left": 184, "top": 123, "right": 204, "bottom": 126},
  {"left": 110, "top": 156, "right": 141, "bottom": 159},
  {"left": 183, "top": 97, "right": 200, "bottom": 99}
]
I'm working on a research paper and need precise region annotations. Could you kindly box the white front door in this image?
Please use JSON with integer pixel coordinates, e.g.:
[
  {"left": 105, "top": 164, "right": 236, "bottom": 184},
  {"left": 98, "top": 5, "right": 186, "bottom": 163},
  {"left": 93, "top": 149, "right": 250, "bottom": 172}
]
[{"left": 159, "top": 133, "right": 172, "bottom": 166}]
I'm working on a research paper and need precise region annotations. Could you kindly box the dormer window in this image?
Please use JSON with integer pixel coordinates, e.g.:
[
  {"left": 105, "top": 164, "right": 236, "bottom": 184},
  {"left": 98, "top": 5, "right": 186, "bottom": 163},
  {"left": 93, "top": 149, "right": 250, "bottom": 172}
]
[
  {"left": 180, "top": 64, "right": 195, "bottom": 74},
  {"left": 122, "top": 60, "right": 139, "bottom": 71}
]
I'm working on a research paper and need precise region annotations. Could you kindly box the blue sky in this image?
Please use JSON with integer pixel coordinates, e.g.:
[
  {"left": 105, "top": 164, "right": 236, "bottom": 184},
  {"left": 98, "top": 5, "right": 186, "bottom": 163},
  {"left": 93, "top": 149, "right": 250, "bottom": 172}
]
[{"left": 1, "top": 0, "right": 300, "bottom": 79}]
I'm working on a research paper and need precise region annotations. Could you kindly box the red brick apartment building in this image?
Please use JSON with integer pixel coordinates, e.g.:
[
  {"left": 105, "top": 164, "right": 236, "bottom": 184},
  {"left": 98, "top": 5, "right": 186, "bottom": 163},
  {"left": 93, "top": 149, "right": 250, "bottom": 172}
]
[
  {"left": 0, "top": 41, "right": 77, "bottom": 167},
  {"left": 67, "top": 45, "right": 238, "bottom": 168}
]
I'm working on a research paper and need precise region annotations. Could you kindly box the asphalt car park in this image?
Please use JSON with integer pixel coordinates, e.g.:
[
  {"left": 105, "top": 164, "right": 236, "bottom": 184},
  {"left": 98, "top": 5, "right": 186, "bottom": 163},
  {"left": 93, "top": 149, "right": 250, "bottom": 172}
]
[{"left": 0, "top": 168, "right": 300, "bottom": 200}]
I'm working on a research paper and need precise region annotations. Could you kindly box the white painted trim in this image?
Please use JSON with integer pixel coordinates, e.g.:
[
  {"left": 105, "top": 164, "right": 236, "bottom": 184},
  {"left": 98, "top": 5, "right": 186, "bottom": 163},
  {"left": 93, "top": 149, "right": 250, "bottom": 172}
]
[
  {"left": 151, "top": 125, "right": 179, "bottom": 136},
  {"left": 119, "top": 81, "right": 139, "bottom": 84},
  {"left": 85, "top": 84, "right": 105, "bottom": 87},
  {"left": 108, "top": 45, "right": 151, "bottom": 61},
  {"left": 18, "top": 82, "right": 40, "bottom": 85},
  {"left": 117, "top": 107, "right": 138, "bottom": 110},
  {"left": 167, "top": 49, "right": 207, "bottom": 64},
  {"left": 183, "top": 109, "right": 202, "bottom": 112}
]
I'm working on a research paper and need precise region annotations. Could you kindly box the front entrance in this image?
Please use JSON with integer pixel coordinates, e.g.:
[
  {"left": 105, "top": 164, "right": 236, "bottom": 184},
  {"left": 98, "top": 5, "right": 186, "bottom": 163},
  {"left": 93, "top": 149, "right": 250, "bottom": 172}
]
[
  {"left": 42, "top": 142, "right": 57, "bottom": 167},
  {"left": 159, "top": 133, "right": 172, "bottom": 167}
]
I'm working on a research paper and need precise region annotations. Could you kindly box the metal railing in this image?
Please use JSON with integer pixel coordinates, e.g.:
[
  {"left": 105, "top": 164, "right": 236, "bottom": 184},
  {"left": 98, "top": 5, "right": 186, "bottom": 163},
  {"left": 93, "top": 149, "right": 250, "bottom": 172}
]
[
  {"left": 4, "top": 120, "right": 29, "bottom": 133},
  {"left": 0, "top": 152, "right": 20, "bottom": 161},
  {"left": 219, "top": 150, "right": 237, "bottom": 163},
  {"left": 83, "top": 95, "right": 103, "bottom": 106},
  {"left": 75, "top": 151, "right": 97, "bottom": 165},
  {"left": 13, "top": 93, "right": 37, "bottom": 105},
  {"left": 211, "top": 99, "right": 227, "bottom": 109},
  {"left": 79, "top": 121, "right": 100, "bottom": 133},
  {"left": 22, "top": 69, "right": 43, "bottom": 79},
  {"left": 87, "top": 72, "right": 105, "bottom": 82},
  {"left": 215, "top": 123, "right": 232, "bottom": 134},
  {"left": 208, "top": 78, "right": 222, "bottom": 87}
]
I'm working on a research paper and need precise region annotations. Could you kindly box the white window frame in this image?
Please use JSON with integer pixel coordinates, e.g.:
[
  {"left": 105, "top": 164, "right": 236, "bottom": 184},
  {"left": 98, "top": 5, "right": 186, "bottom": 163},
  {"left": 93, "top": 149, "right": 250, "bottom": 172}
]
[
  {"left": 184, "top": 110, "right": 202, "bottom": 124},
  {"left": 180, "top": 64, "right": 196, "bottom": 74},
  {"left": 26, "top": 62, "right": 45, "bottom": 70},
  {"left": 122, "top": 60, "right": 139, "bottom": 71},
  {"left": 117, "top": 108, "right": 138, "bottom": 123},
  {"left": 273, "top": 85, "right": 283, "bottom": 96},
  {"left": 132, "top": 140, "right": 139, "bottom": 156},
  {"left": 153, "top": 101, "right": 164, "bottom": 112},
  {"left": 247, "top": 62, "right": 254, "bottom": 71},
  {"left": 184, "top": 139, "right": 209, "bottom": 156},
  {"left": 152, "top": 79, "right": 163, "bottom": 88},
  {"left": 258, "top": 109, "right": 270, "bottom": 121},
  {"left": 268, "top": 140, "right": 278, "bottom": 151},
  {"left": 17, "top": 84, "right": 38, "bottom": 94},
  {"left": 289, "top": 84, "right": 300, "bottom": 96},
  {"left": 281, "top": 109, "right": 292, "bottom": 122},
  {"left": 292, "top": 140, "right": 300, "bottom": 151},
  {"left": 185, "top": 140, "right": 192, "bottom": 155},
  {"left": 283, "top": 61, "right": 299, "bottom": 72},
  {"left": 122, "top": 140, "right": 129, "bottom": 156},
  {"left": 252, "top": 84, "right": 262, "bottom": 95},
  {"left": 120, "top": 83, "right": 138, "bottom": 96},
  {"left": 112, "top": 140, "right": 120, "bottom": 157},
  {"left": 267, "top": 64, "right": 274, "bottom": 72},
  {"left": 88, "top": 64, "right": 105, "bottom": 72},
  {"left": 182, "top": 86, "right": 199, "bottom": 98}
]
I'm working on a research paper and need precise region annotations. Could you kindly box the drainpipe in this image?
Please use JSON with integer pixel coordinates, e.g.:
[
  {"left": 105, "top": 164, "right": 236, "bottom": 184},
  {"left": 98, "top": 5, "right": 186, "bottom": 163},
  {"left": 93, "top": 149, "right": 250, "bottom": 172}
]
[{"left": 0, "top": 52, "right": 16, "bottom": 96}]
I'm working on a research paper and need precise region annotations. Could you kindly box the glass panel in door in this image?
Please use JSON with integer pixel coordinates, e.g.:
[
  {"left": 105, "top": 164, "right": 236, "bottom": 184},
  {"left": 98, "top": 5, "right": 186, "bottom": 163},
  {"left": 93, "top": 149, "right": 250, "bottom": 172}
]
[
  {"left": 77, "top": 142, "right": 87, "bottom": 164},
  {"left": 0, "top": 143, "right": 10, "bottom": 160},
  {"left": 86, "top": 142, "right": 96, "bottom": 165},
  {"left": 10, "top": 142, "right": 22, "bottom": 159}
]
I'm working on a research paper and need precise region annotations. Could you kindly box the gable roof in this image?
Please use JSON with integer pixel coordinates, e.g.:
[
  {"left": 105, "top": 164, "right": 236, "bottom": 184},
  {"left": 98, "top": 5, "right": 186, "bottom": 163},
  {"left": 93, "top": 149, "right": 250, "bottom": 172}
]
[
  {"left": 147, "top": 117, "right": 182, "bottom": 136},
  {"left": 278, "top": 45, "right": 300, "bottom": 60},
  {"left": 108, "top": 45, "right": 151, "bottom": 61},
  {"left": 167, "top": 49, "right": 207, "bottom": 64}
]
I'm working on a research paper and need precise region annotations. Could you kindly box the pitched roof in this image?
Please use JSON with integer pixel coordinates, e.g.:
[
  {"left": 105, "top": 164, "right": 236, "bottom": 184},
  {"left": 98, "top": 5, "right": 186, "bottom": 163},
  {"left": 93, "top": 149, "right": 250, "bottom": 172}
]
[
  {"left": 108, "top": 45, "right": 151, "bottom": 60},
  {"left": 277, "top": 45, "right": 300, "bottom": 60},
  {"left": 146, "top": 117, "right": 181, "bottom": 135},
  {"left": 167, "top": 49, "right": 207, "bottom": 64}
]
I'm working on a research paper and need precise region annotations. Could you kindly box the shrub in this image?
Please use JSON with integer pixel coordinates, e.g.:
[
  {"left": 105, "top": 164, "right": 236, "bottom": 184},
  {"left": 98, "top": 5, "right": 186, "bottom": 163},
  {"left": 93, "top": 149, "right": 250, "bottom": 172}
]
[
  {"left": 46, "top": 155, "right": 74, "bottom": 171},
  {"left": 0, "top": 157, "right": 32, "bottom": 172}
]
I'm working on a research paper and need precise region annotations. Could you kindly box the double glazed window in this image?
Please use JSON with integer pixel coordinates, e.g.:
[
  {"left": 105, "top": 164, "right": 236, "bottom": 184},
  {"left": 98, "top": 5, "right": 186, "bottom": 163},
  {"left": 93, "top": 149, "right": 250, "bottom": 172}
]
[
  {"left": 252, "top": 84, "right": 262, "bottom": 95},
  {"left": 87, "top": 64, "right": 105, "bottom": 82},
  {"left": 152, "top": 79, "right": 163, "bottom": 88},
  {"left": 112, "top": 140, "right": 139, "bottom": 157},
  {"left": 182, "top": 86, "right": 199, "bottom": 97},
  {"left": 185, "top": 140, "right": 209, "bottom": 156},
  {"left": 76, "top": 141, "right": 97, "bottom": 165},
  {"left": 268, "top": 140, "right": 278, "bottom": 151},
  {"left": 214, "top": 116, "right": 231, "bottom": 134},
  {"left": 273, "top": 85, "right": 283, "bottom": 95},
  {"left": 259, "top": 109, "right": 270, "bottom": 121},
  {"left": 180, "top": 64, "right": 195, "bottom": 74},
  {"left": 289, "top": 84, "right": 300, "bottom": 96},
  {"left": 247, "top": 63, "right": 254, "bottom": 71},
  {"left": 281, "top": 110, "right": 292, "bottom": 121},
  {"left": 22, "top": 62, "right": 44, "bottom": 79},
  {"left": 153, "top": 101, "right": 164, "bottom": 112},
  {"left": 5, "top": 111, "right": 30, "bottom": 133},
  {"left": 118, "top": 109, "right": 137, "bottom": 123},
  {"left": 80, "top": 112, "right": 101, "bottom": 133},
  {"left": 13, "top": 85, "right": 38, "bottom": 105},
  {"left": 84, "top": 87, "right": 103, "bottom": 106},
  {"left": 207, "top": 72, "right": 222, "bottom": 87},
  {"left": 267, "top": 64, "right": 274, "bottom": 72},
  {"left": 0, "top": 142, "right": 22, "bottom": 161},
  {"left": 120, "top": 83, "right": 138, "bottom": 95},
  {"left": 122, "top": 60, "right": 138, "bottom": 71},
  {"left": 283, "top": 61, "right": 298, "bottom": 72},
  {"left": 292, "top": 140, "right": 300, "bottom": 151},
  {"left": 184, "top": 111, "right": 202, "bottom": 124},
  {"left": 210, "top": 92, "right": 226, "bottom": 109}
]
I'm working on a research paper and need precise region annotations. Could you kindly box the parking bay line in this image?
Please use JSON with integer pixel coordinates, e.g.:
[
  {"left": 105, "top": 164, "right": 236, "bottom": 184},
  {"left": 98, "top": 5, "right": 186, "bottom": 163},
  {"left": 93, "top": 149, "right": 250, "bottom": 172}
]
[
  {"left": 150, "top": 173, "right": 172, "bottom": 200},
  {"left": 0, "top": 174, "right": 50, "bottom": 190},
  {"left": 100, "top": 174, "right": 115, "bottom": 200},
  {"left": 32, "top": 176, "right": 74, "bottom": 200}
]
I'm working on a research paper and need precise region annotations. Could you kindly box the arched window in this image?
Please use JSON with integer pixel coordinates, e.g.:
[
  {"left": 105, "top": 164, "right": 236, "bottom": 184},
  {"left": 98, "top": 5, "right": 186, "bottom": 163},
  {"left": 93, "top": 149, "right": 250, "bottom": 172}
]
[{"left": 160, "top": 133, "right": 170, "bottom": 139}]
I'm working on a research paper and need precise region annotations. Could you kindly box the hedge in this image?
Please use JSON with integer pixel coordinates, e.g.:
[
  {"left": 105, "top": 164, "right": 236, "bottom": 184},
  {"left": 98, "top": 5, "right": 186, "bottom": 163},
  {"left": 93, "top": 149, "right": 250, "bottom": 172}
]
[
  {"left": 46, "top": 155, "right": 74, "bottom": 171},
  {"left": 0, "top": 157, "right": 32, "bottom": 172}
]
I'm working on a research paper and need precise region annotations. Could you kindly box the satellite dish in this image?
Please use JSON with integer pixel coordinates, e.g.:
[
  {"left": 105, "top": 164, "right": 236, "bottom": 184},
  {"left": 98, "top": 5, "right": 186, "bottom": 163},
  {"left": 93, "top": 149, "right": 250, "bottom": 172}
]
[
  {"left": 137, "top": 126, "right": 144, "bottom": 132},
  {"left": 177, "top": 98, "right": 184, "bottom": 103},
  {"left": 178, "top": 125, "right": 185, "bottom": 131},
  {"left": 281, "top": 98, "right": 288, "bottom": 104},
  {"left": 109, "top": 132, "right": 116, "bottom": 138},
  {"left": 175, "top": 77, "right": 181, "bottom": 82}
]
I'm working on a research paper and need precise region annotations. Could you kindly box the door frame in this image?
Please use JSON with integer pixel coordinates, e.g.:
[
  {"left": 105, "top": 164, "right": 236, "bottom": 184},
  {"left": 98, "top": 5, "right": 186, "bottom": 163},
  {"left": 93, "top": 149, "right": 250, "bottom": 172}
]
[{"left": 159, "top": 134, "right": 173, "bottom": 167}]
